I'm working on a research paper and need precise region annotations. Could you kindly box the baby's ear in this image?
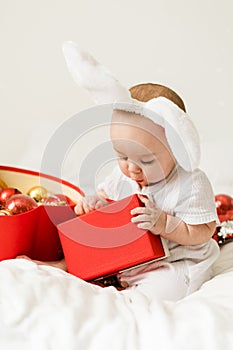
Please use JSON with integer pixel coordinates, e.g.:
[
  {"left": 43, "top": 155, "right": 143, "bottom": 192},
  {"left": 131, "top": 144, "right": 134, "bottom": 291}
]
[{"left": 62, "top": 41, "right": 132, "bottom": 104}]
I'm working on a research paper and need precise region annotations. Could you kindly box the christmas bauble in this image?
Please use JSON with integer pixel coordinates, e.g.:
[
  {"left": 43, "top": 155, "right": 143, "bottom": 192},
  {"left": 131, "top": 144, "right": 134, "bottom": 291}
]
[
  {"left": 40, "top": 194, "right": 68, "bottom": 206},
  {"left": 215, "top": 194, "right": 233, "bottom": 211},
  {"left": 0, "top": 209, "right": 11, "bottom": 216},
  {"left": 55, "top": 194, "right": 74, "bottom": 205},
  {"left": 0, "top": 178, "right": 8, "bottom": 191},
  {"left": 27, "top": 186, "right": 48, "bottom": 202},
  {"left": 0, "top": 188, "right": 21, "bottom": 205},
  {"left": 215, "top": 194, "right": 233, "bottom": 222},
  {"left": 5, "top": 194, "right": 38, "bottom": 215}
]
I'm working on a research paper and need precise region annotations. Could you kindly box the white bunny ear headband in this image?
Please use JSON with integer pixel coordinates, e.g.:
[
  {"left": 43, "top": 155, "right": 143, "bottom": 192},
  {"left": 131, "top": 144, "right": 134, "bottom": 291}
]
[{"left": 62, "top": 41, "right": 200, "bottom": 172}]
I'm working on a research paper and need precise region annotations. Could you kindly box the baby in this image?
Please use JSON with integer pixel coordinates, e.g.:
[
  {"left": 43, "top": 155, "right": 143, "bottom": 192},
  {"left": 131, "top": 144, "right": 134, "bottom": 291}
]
[
  {"left": 18, "top": 82, "right": 219, "bottom": 301},
  {"left": 73, "top": 82, "right": 219, "bottom": 301}
]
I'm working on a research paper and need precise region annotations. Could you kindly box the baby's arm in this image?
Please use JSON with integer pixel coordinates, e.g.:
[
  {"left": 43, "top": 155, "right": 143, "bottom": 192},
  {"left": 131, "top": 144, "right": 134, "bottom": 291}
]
[
  {"left": 159, "top": 216, "right": 216, "bottom": 245},
  {"left": 74, "top": 190, "right": 109, "bottom": 215},
  {"left": 131, "top": 194, "right": 216, "bottom": 246}
]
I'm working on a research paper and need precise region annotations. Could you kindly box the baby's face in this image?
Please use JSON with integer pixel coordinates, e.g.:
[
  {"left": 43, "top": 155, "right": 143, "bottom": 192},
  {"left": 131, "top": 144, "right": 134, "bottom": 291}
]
[{"left": 110, "top": 110, "right": 176, "bottom": 187}]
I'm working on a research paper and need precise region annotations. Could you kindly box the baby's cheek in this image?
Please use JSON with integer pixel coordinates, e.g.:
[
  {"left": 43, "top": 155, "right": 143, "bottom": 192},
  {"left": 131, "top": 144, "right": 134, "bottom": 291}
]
[
  {"left": 143, "top": 167, "right": 154, "bottom": 180},
  {"left": 118, "top": 161, "right": 129, "bottom": 177},
  {"left": 144, "top": 166, "right": 164, "bottom": 183}
]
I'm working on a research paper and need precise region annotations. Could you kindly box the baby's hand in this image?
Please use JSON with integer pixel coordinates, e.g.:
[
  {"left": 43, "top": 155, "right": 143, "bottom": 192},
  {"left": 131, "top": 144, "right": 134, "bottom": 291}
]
[
  {"left": 74, "top": 194, "right": 108, "bottom": 215},
  {"left": 130, "top": 194, "right": 166, "bottom": 235}
]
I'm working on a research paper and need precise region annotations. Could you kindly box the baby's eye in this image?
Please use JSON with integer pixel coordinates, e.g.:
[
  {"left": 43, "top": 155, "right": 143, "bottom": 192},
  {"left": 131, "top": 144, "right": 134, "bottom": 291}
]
[
  {"left": 140, "top": 159, "right": 155, "bottom": 165},
  {"left": 119, "top": 156, "right": 128, "bottom": 161}
]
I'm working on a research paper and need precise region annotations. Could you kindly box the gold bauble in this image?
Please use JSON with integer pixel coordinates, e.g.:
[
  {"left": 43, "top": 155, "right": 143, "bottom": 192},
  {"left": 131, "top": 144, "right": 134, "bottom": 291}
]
[
  {"left": 0, "top": 178, "right": 8, "bottom": 190},
  {"left": 0, "top": 209, "right": 11, "bottom": 216},
  {"left": 27, "top": 186, "right": 48, "bottom": 202}
]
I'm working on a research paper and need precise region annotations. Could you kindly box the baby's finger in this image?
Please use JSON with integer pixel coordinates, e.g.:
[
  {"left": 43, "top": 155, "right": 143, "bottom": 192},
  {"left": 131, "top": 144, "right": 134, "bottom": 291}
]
[
  {"left": 137, "top": 194, "right": 156, "bottom": 209},
  {"left": 137, "top": 222, "right": 153, "bottom": 230},
  {"left": 95, "top": 200, "right": 105, "bottom": 209},
  {"left": 131, "top": 207, "right": 150, "bottom": 216},
  {"left": 74, "top": 202, "right": 85, "bottom": 215},
  {"left": 137, "top": 194, "right": 150, "bottom": 205},
  {"left": 87, "top": 196, "right": 98, "bottom": 209},
  {"left": 131, "top": 214, "right": 151, "bottom": 223},
  {"left": 82, "top": 199, "right": 91, "bottom": 214}
]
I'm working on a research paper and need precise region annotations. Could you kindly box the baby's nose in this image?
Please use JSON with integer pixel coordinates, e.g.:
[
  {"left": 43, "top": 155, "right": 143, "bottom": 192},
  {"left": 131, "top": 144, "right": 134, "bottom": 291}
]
[{"left": 128, "top": 161, "right": 141, "bottom": 173}]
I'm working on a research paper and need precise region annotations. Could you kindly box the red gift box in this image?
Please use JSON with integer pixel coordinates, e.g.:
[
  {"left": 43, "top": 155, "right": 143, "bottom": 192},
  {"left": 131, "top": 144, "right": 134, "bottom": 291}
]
[
  {"left": 0, "top": 166, "right": 83, "bottom": 261},
  {"left": 58, "top": 194, "right": 169, "bottom": 280}
]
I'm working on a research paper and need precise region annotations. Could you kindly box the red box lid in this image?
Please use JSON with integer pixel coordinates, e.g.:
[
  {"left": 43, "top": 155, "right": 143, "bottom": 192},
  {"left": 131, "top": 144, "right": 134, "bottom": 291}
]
[{"left": 58, "top": 194, "right": 167, "bottom": 280}]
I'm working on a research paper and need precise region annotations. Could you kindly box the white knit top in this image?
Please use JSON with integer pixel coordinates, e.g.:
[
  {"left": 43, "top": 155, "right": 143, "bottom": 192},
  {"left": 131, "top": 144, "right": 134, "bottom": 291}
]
[{"left": 97, "top": 165, "right": 219, "bottom": 263}]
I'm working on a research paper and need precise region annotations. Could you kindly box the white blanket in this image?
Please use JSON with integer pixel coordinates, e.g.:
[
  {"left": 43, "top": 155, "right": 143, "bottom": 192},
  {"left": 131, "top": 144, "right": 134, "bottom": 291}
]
[{"left": 0, "top": 243, "right": 233, "bottom": 350}]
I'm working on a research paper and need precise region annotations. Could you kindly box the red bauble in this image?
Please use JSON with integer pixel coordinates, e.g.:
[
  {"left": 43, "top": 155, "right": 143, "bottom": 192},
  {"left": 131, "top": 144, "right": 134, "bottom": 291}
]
[
  {"left": 55, "top": 194, "right": 74, "bottom": 205},
  {"left": 40, "top": 194, "right": 68, "bottom": 206},
  {"left": 215, "top": 194, "right": 233, "bottom": 210},
  {"left": 5, "top": 194, "right": 38, "bottom": 215},
  {"left": 0, "top": 188, "right": 21, "bottom": 205},
  {"left": 215, "top": 194, "right": 233, "bottom": 222}
]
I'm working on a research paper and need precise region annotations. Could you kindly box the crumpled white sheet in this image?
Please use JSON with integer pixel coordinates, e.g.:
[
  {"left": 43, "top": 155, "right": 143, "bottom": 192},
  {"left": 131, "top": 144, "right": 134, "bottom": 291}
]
[{"left": 0, "top": 257, "right": 233, "bottom": 350}]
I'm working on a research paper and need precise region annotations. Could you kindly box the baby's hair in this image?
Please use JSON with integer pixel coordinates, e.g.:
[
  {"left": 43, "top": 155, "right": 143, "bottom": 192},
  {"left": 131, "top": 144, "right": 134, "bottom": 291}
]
[{"left": 129, "top": 83, "right": 186, "bottom": 112}]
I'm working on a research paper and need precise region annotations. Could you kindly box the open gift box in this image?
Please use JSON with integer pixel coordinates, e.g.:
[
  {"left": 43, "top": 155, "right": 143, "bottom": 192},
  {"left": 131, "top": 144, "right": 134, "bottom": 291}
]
[
  {"left": 58, "top": 194, "right": 169, "bottom": 281},
  {"left": 0, "top": 165, "right": 83, "bottom": 261}
]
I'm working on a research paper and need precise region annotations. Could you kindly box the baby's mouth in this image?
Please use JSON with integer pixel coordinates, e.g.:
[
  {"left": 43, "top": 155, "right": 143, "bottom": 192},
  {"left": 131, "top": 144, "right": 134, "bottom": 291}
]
[{"left": 133, "top": 179, "right": 143, "bottom": 183}]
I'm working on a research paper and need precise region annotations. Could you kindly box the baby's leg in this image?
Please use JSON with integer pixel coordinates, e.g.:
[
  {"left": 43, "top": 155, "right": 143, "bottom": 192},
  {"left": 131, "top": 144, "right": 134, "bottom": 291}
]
[
  {"left": 118, "top": 261, "right": 190, "bottom": 302},
  {"left": 16, "top": 255, "right": 67, "bottom": 271}
]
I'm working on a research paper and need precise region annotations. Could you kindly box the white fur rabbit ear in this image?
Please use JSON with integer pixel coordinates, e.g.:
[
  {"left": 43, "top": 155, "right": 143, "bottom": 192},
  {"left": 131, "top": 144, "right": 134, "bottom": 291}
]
[
  {"left": 62, "top": 41, "right": 132, "bottom": 104},
  {"left": 144, "top": 97, "right": 201, "bottom": 171}
]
